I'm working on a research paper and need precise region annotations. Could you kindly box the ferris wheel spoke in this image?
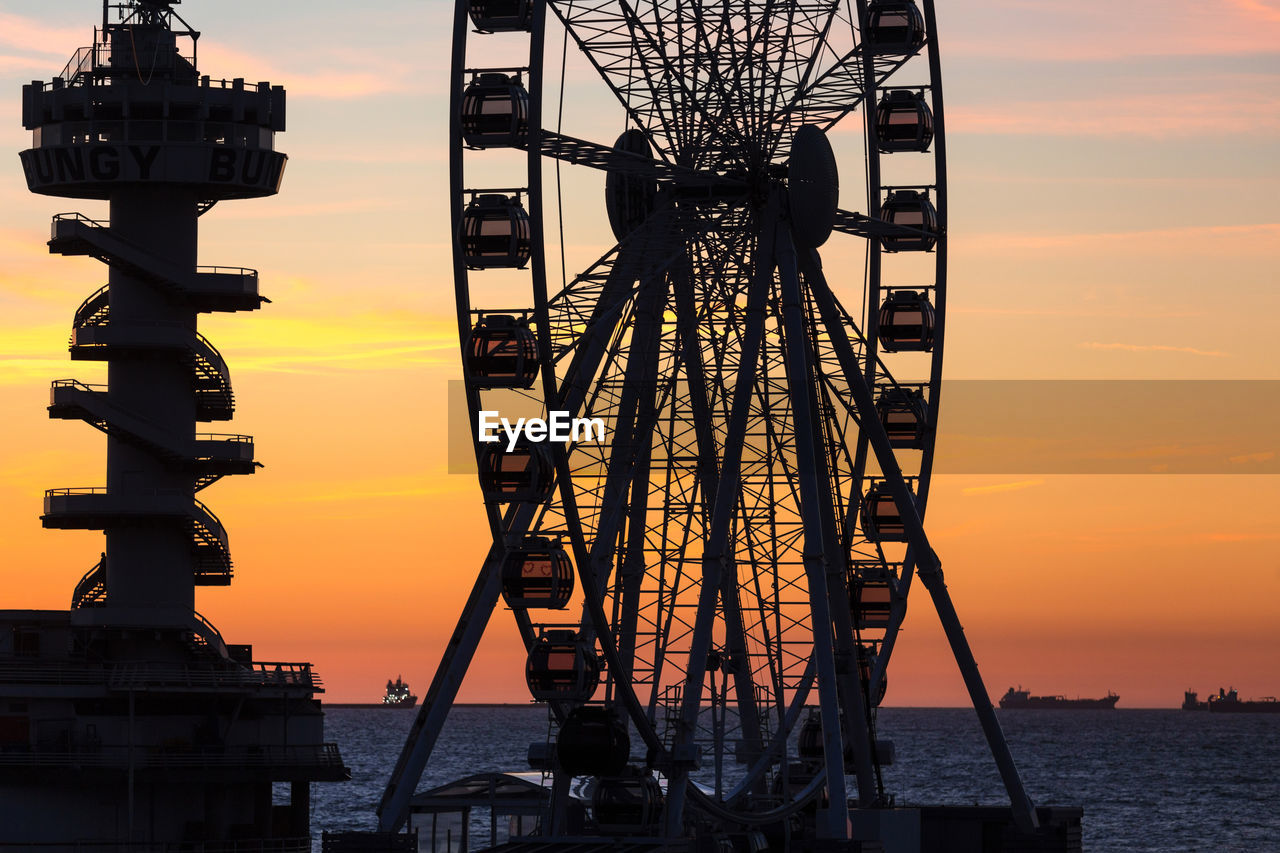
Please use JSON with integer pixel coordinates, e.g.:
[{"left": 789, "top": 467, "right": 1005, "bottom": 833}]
[
  {"left": 548, "top": 211, "right": 687, "bottom": 407},
  {"left": 759, "top": 2, "right": 845, "bottom": 148},
  {"left": 534, "top": 129, "right": 746, "bottom": 190},
  {"left": 612, "top": 282, "right": 683, "bottom": 686},
  {"left": 548, "top": 0, "right": 716, "bottom": 162},
  {"left": 546, "top": 204, "right": 746, "bottom": 369},
  {"left": 776, "top": 34, "right": 921, "bottom": 142},
  {"left": 774, "top": 45, "right": 865, "bottom": 137},
  {"left": 830, "top": 207, "right": 934, "bottom": 243}
]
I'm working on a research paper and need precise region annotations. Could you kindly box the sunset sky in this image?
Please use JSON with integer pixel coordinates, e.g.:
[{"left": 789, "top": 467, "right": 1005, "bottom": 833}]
[{"left": 0, "top": 1, "right": 1277, "bottom": 707}]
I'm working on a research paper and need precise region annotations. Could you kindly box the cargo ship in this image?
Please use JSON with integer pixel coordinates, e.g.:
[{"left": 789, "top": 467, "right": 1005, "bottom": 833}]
[
  {"left": 1197, "top": 687, "right": 1280, "bottom": 714},
  {"left": 383, "top": 675, "right": 417, "bottom": 708},
  {"left": 998, "top": 686, "right": 1119, "bottom": 710},
  {"left": 1182, "top": 690, "right": 1208, "bottom": 710}
]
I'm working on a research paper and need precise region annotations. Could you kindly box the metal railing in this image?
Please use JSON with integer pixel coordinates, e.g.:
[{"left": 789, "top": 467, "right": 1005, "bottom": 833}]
[
  {"left": 59, "top": 45, "right": 101, "bottom": 82},
  {"left": 45, "top": 487, "right": 109, "bottom": 498},
  {"left": 0, "top": 837, "right": 309, "bottom": 852},
  {"left": 0, "top": 662, "right": 110, "bottom": 685},
  {"left": 50, "top": 212, "right": 108, "bottom": 239},
  {"left": 189, "top": 610, "right": 229, "bottom": 658},
  {"left": 70, "top": 556, "right": 107, "bottom": 609},
  {"left": 50, "top": 379, "right": 107, "bottom": 394},
  {"left": 0, "top": 659, "right": 322, "bottom": 691},
  {"left": 195, "top": 433, "right": 254, "bottom": 444},
  {"left": 72, "top": 284, "right": 111, "bottom": 329},
  {"left": 49, "top": 217, "right": 260, "bottom": 285},
  {"left": 197, "top": 265, "right": 258, "bottom": 278},
  {"left": 46, "top": 37, "right": 271, "bottom": 95},
  {"left": 109, "top": 661, "right": 322, "bottom": 691},
  {"left": 0, "top": 743, "right": 343, "bottom": 770}
]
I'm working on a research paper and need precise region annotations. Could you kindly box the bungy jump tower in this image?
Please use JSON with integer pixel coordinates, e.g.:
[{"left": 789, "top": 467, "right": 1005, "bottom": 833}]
[{"left": 3, "top": 1, "right": 347, "bottom": 849}]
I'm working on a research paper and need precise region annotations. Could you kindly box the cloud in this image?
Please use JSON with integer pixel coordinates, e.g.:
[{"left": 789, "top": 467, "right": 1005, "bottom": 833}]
[
  {"left": 0, "top": 13, "right": 84, "bottom": 60},
  {"left": 951, "top": 306, "right": 1203, "bottom": 320},
  {"left": 961, "top": 223, "right": 1280, "bottom": 257},
  {"left": 1227, "top": 451, "right": 1276, "bottom": 464},
  {"left": 0, "top": 323, "right": 93, "bottom": 385},
  {"left": 0, "top": 308, "right": 460, "bottom": 382},
  {"left": 237, "top": 471, "right": 471, "bottom": 507},
  {"left": 943, "top": 0, "right": 1280, "bottom": 60},
  {"left": 209, "top": 197, "right": 404, "bottom": 221},
  {"left": 0, "top": 54, "right": 58, "bottom": 75},
  {"left": 1201, "top": 531, "right": 1280, "bottom": 543},
  {"left": 949, "top": 89, "right": 1280, "bottom": 139},
  {"left": 961, "top": 479, "right": 1044, "bottom": 496},
  {"left": 1078, "top": 342, "right": 1229, "bottom": 358},
  {"left": 1226, "top": 0, "right": 1280, "bottom": 24},
  {"left": 288, "top": 143, "right": 442, "bottom": 166},
  {"left": 198, "top": 43, "right": 428, "bottom": 100},
  {"left": 292, "top": 481, "right": 469, "bottom": 503},
  {"left": 1078, "top": 443, "right": 1225, "bottom": 461},
  {"left": 209, "top": 311, "right": 459, "bottom": 375}
]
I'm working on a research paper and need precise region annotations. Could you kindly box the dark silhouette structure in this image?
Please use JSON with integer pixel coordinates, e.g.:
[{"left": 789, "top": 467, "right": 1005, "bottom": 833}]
[
  {"left": 373, "top": 1, "right": 1082, "bottom": 851},
  {"left": 3, "top": 2, "right": 346, "bottom": 847}
]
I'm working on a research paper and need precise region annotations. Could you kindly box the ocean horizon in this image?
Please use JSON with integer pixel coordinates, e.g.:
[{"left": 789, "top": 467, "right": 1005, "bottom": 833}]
[{"left": 309, "top": 705, "right": 1280, "bottom": 851}]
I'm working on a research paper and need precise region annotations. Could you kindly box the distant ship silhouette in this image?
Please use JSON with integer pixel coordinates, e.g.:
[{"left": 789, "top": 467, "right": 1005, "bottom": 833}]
[
  {"left": 1184, "top": 687, "right": 1279, "bottom": 713},
  {"left": 998, "top": 686, "right": 1119, "bottom": 710},
  {"left": 383, "top": 675, "right": 417, "bottom": 708}
]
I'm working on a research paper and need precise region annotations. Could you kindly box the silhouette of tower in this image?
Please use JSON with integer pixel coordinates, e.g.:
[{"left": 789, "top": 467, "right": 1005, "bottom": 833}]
[
  {"left": 2, "top": 2, "right": 346, "bottom": 846},
  {"left": 27, "top": 0, "right": 283, "bottom": 616}
]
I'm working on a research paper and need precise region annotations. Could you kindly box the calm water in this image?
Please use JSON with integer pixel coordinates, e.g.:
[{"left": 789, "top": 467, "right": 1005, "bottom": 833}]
[{"left": 311, "top": 706, "right": 1280, "bottom": 851}]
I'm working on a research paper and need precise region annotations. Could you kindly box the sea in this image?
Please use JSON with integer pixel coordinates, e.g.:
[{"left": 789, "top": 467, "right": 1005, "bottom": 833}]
[{"left": 308, "top": 706, "right": 1280, "bottom": 851}]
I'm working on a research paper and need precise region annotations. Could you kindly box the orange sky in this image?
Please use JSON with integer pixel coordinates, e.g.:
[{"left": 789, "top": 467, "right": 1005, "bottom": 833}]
[{"left": 0, "top": 1, "right": 1278, "bottom": 707}]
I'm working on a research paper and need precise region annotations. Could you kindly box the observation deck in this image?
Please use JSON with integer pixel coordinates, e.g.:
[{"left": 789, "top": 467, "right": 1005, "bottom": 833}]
[{"left": 20, "top": 32, "right": 286, "bottom": 201}]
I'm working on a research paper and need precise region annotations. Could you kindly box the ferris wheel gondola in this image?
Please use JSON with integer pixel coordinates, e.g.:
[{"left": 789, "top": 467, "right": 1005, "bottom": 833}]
[{"left": 378, "top": 0, "right": 1041, "bottom": 842}]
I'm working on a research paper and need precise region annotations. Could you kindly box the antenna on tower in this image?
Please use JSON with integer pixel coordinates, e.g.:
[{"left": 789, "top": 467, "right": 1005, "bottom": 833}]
[
  {"left": 99, "top": 0, "right": 200, "bottom": 82},
  {"left": 104, "top": 1, "right": 199, "bottom": 43}
]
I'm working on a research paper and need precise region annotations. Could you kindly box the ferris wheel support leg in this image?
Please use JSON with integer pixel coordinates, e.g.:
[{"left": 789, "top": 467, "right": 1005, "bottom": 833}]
[
  {"left": 664, "top": 201, "right": 780, "bottom": 838},
  {"left": 576, "top": 271, "right": 667, "bottom": 686},
  {"left": 376, "top": 514, "right": 527, "bottom": 832},
  {"left": 801, "top": 251, "right": 1041, "bottom": 834},
  {"left": 585, "top": 272, "right": 669, "bottom": 588},
  {"left": 790, "top": 254, "right": 886, "bottom": 805},
  {"left": 868, "top": 551, "right": 914, "bottom": 694},
  {"left": 777, "top": 228, "right": 865, "bottom": 831},
  {"left": 615, "top": 444, "right": 653, "bottom": 675}
]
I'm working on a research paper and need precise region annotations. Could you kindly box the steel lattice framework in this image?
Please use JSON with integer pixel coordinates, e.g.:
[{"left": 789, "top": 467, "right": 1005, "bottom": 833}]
[{"left": 381, "top": 1, "right": 1041, "bottom": 845}]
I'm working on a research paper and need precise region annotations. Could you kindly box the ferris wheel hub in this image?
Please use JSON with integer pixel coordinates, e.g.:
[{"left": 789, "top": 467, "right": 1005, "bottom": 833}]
[{"left": 787, "top": 124, "right": 840, "bottom": 248}]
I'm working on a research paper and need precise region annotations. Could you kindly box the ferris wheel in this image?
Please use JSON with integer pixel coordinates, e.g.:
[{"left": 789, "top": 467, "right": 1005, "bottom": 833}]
[{"left": 380, "top": 0, "right": 1039, "bottom": 842}]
